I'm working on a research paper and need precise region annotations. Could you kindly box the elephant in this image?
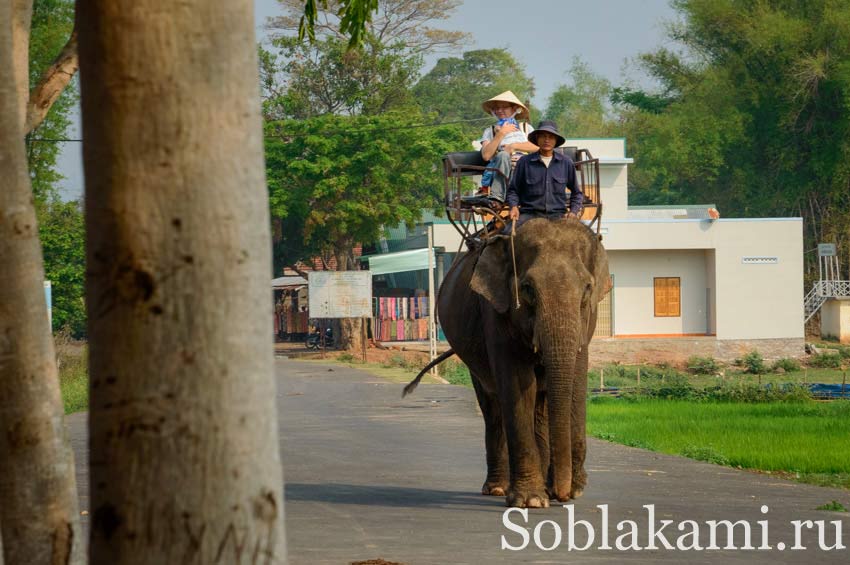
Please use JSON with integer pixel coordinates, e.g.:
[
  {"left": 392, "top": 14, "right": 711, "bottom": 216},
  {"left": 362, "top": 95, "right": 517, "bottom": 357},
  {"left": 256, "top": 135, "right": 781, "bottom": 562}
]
[{"left": 405, "top": 217, "right": 609, "bottom": 508}]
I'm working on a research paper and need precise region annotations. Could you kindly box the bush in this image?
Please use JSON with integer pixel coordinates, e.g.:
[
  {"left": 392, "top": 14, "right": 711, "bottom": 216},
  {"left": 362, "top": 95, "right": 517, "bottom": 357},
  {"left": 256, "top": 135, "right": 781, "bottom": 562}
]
[
  {"left": 772, "top": 358, "right": 802, "bottom": 373},
  {"left": 682, "top": 445, "right": 730, "bottom": 466},
  {"left": 442, "top": 360, "right": 472, "bottom": 387},
  {"left": 837, "top": 346, "right": 850, "bottom": 360},
  {"left": 741, "top": 351, "right": 767, "bottom": 374},
  {"left": 707, "top": 383, "right": 811, "bottom": 403},
  {"left": 640, "top": 373, "right": 701, "bottom": 400},
  {"left": 809, "top": 352, "right": 842, "bottom": 369},
  {"left": 687, "top": 355, "right": 720, "bottom": 375}
]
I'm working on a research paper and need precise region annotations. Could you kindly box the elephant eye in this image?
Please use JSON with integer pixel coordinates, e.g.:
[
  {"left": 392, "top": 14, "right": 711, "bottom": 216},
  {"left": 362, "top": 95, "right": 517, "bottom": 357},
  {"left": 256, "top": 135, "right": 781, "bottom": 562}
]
[
  {"left": 582, "top": 283, "right": 592, "bottom": 306},
  {"left": 520, "top": 281, "right": 536, "bottom": 305}
]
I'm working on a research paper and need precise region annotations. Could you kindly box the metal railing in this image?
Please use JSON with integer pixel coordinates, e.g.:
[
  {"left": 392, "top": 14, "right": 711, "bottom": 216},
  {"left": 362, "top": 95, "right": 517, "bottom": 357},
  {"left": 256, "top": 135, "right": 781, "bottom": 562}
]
[{"left": 804, "top": 280, "right": 850, "bottom": 323}]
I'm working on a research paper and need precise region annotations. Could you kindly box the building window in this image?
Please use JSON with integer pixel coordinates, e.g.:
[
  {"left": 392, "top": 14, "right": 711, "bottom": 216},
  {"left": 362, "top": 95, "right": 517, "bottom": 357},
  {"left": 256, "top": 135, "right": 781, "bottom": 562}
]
[{"left": 654, "top": 277, "right": 681, "bottom": 317}]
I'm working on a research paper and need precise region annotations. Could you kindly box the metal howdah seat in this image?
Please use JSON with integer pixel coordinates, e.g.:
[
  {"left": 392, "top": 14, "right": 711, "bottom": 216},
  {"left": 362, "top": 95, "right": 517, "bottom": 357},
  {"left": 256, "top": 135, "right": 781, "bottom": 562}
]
[{"left": 442, "top": 147, "right": 603, "bottom": 245}]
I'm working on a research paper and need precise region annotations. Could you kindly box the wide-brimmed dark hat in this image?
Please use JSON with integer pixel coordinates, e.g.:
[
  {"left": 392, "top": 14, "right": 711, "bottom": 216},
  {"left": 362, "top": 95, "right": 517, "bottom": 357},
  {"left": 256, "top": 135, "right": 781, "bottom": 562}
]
[{"left": 528, "top": 120, "right": 565, "bottom": 147}]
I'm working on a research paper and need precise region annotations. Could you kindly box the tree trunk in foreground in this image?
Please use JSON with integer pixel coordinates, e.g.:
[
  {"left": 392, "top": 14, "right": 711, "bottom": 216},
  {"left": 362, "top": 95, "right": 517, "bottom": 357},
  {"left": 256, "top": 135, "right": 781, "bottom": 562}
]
[
  {"left": 0, "top": 2, "right": 83, "bottom": 564},
  {"left": 78, "top": 1, "right": 286, "bottom": 563}
]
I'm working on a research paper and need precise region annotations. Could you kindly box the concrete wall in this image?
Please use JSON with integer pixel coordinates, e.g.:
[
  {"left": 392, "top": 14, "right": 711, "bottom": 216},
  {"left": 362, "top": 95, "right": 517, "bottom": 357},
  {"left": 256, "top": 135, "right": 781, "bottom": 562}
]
[
  {"left": 603, "top": 218, "right": 804, "bottom": 340},
  {"left": 589, "top": 337, "right": 806, "bottom": 365},
  {"left": 609, "top": 249, "right": 709, "bottom": 336},
  {"left": 711, "top": 220, "right": 804, "bottom": 340},
  {"left": 821, "top": 298, "right": 850, "bottom": 343}
]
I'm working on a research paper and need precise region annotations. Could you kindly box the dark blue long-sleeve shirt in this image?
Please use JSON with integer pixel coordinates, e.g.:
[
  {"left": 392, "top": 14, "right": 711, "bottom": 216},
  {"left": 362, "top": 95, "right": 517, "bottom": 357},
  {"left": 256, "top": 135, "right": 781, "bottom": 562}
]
[{"left": 506, "top": 152, "right": 583, "bottom": 215}]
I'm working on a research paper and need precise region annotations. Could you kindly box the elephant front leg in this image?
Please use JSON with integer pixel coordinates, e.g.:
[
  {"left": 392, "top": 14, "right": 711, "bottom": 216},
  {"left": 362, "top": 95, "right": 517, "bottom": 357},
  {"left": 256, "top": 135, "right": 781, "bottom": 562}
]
[
  {"left": 500, "top": 366, "right": 549, "bottom": 508},
  {"left": 569, "top": 346, "right": 590, "bottom": 498},
  {"left": 472, "top": 377, "right": 508, "bottom": 496}
]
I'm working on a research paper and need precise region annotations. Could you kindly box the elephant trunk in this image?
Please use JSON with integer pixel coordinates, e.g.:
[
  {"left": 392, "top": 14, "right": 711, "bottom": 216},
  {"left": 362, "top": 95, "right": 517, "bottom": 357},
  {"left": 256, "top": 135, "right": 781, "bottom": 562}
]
[{"left": 538, "top": 315, "right": 581, "bottom": 502}]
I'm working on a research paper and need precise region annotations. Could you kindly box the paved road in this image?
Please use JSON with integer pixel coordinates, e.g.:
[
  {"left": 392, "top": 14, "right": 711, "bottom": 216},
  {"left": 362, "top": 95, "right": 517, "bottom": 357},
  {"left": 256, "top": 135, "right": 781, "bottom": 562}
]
[{"left": 68, "top": 358, "right": 850, "bottom": 564}]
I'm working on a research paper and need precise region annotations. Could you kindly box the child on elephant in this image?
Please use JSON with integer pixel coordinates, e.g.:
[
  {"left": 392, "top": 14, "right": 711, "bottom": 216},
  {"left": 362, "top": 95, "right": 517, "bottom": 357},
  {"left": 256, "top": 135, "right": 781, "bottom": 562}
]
[{"left": 477, "top": 91, "right": 538, "bottom": 204}]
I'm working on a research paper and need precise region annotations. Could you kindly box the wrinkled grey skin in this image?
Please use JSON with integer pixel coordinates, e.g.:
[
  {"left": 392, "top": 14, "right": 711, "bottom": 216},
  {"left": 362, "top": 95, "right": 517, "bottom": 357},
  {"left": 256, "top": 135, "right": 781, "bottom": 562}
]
[{"left": 438, "top": 218, "right": 609, "bottom": 508}]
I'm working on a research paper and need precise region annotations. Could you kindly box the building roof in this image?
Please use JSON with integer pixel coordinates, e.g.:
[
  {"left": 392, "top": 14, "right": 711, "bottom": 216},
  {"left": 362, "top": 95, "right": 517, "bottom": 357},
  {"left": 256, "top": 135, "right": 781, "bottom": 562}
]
[
  {"left": 628, "top": 205, "right": 719, "bottom": 220},
  {"left": 272, "top": 275, "right": 307, "bottom": 288}
]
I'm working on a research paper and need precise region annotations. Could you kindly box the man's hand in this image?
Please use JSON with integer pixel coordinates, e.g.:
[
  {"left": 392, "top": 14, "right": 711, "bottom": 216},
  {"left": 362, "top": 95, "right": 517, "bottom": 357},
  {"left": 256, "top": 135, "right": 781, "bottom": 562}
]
[
  {"left": 509, "top": 206, "right": 519, "bottom": 221},
  {"left": 566, "top": 211, "right": 579, "bottom": 219}
]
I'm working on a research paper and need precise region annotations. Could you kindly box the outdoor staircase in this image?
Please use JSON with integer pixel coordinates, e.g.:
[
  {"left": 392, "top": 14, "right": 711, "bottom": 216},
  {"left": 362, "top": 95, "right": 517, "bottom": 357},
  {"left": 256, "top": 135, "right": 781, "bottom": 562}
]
[{"left": 804, "top": 280, "right": 850, "bottom": 323}]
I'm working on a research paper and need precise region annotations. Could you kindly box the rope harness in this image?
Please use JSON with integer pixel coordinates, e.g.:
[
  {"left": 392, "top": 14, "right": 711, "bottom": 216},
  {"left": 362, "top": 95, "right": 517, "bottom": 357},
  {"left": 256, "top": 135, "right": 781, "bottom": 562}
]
[{"left": 510, "top": 219, "right": 521, "bottom": 310}]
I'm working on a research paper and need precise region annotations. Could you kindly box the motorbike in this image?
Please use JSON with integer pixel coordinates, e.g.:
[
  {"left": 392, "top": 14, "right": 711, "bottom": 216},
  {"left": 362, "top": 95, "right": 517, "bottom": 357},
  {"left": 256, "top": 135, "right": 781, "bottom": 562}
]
[{"left": 305, "top": 327, "right": 334, "bottom": 350}]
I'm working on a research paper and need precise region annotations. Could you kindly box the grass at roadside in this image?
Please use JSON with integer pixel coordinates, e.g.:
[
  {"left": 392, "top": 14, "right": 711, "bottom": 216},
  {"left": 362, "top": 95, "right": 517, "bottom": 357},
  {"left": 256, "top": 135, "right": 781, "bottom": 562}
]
[
  {"left": 587, "top": 397, "right": 850, "bottom": 489},
  {"left": 57, "top": 343, "right": 88, "bottom": 414}
]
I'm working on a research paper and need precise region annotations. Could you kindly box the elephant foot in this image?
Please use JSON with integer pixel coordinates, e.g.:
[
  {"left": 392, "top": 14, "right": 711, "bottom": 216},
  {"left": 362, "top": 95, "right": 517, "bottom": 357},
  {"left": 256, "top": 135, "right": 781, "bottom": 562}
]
[
  {"left": 481, "top": 481, "right": 508, "bottom": 497},
  {"left": 506, "top": 486, "right": 550, "bottom": 508},
  {"left": 571, "top": 470, "right": 587, "bottom": 499}
]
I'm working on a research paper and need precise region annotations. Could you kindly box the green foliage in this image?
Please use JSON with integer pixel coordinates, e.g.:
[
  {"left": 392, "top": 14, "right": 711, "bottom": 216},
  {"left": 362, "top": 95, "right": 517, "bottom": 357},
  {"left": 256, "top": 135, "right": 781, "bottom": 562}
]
[
  {"left": 772, "top": 357, "right": 802, "bottom": 373},
  {"left": 809, "top": 352, "right": 842, "bottom": 369},
  {"left": 261, "top": 35, "right": 422, "bottom": 120},
  {"left": 38, "top": 199, "right": 86, "bottom": 337},
  {"left": 26, "top": 0, "right": 76, "bottom": 203},
  {"left": 413, "top": 49, "right": 537, "bottom": 139},
  {"left": 708, "top": 383, "right": 812, "bottom": 403},
  {"left": 620, "top": 0, "right": 850, "bottom": 272},
  {"left": 741, "top": 351, "right": 767, "bottom": 374},
  {"left": 441, "top": 359, "right": 472, "bottom": 387},
  {"left": 544, "top": 58, "right": 619, "bottom": 137},
  {"left": 687, "top": 355, "right": 721, "bottom": 375},
  {"left": 265, "top": 111, "right": 466, "bottom": 270},
  {"left": 336, "top": 352, "right": 359, "bottom": 363},
  {"left": 815, "top": 501, "right": 847, "bottom": 512},
  {"left": 56, "top": 336, "right": 88, "bottom": 414},
  {"left": 681, "top": 445, "right": 730, "bottom": 466}
]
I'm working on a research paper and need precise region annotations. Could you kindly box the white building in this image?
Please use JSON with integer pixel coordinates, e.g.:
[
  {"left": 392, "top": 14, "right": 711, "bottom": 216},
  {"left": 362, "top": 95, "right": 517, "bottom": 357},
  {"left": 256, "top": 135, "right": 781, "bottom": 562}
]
[{"left": 367, "top": 139, "right": 806, "bottom": 359}]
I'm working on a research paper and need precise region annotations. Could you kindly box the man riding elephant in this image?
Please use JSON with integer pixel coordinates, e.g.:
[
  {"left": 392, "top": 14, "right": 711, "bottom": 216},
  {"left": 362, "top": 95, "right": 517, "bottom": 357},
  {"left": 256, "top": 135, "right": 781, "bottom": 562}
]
[{"left": 507, "top": 120, "right": 583, "bottom": 228}]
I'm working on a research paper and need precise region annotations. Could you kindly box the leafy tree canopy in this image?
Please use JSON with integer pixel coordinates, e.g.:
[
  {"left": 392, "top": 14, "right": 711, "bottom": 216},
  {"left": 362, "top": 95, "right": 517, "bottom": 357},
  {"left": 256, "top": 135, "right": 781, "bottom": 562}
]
[
  {"left": 265, "top": 111, "right": 466, "bottom": 271},
  {"left": 619, "top": 0, "right": 850, "bottom": 267},
  {"left": 544, "top": 58, "right": 618, "bottom": 138},
  {"left": 413, "top": 48, "right": 536, "bottom": 139},
  {"left": 38, "top": 200, "right": 85, "bottom": 337},
  {"left": 26, "top": 0, "right": 76, "bottom": 205},
  {"left": 260, "top": 34, "right": 422, "bottom": 120}
]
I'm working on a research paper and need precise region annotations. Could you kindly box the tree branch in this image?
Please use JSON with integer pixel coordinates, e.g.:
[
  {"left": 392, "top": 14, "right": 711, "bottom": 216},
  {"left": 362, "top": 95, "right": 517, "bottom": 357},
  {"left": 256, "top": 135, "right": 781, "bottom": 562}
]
[{"left": 25, "top": 26, "right": 78, "bottom": 134}]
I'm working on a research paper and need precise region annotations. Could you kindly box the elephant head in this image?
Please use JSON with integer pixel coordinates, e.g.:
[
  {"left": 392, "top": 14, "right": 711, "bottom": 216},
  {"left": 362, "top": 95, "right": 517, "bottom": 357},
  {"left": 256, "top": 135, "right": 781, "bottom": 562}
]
[{"left": 468, "top": 218, "right": 609, "bottom": 501}]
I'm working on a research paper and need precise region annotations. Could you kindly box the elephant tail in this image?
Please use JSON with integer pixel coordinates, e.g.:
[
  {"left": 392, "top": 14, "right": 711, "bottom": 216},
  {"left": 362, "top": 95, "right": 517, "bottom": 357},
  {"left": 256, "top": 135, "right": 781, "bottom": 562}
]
[{"left": 402, "top": 349, "right": 456, "bottom": 397}]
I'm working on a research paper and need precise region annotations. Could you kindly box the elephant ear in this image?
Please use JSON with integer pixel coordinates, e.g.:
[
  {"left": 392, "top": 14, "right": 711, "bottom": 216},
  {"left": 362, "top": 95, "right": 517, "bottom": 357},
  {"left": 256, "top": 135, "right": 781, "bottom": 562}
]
[
  {"left": 591, "top": 237, "right": 611, "bottom": 305},
  {"left": 470, "top": 237, "right": 511, "bottom": 314}
]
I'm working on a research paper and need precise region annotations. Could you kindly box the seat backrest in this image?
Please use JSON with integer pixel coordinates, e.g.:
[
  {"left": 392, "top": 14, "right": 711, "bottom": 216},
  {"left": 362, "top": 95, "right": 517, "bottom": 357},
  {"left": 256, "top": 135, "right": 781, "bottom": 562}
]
[
  {"left": 443, "top": 151, "right": 488, "bottom": 177},
  {"left": 555, "top": 146, "right": 578, "bottom": 161}
]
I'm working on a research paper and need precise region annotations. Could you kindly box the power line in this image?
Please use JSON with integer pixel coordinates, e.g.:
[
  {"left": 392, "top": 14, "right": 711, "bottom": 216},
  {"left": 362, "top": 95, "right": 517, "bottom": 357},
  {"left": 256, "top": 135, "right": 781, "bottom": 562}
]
[{"left": 28, "top": 116, "right": 494, "bottom": 143}]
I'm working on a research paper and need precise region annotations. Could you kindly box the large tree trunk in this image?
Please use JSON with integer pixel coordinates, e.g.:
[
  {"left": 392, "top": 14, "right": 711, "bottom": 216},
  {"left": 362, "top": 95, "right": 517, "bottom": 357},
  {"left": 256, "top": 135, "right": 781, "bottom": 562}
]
[
  {"left": 0, "top": 1, "right": 83, "bottom": 563},
  {"left": 78, "top": 1, "right": 286, "bottom": 563},
  {"left": 332, "top": 245, "right": 364, "bottom": 352}
]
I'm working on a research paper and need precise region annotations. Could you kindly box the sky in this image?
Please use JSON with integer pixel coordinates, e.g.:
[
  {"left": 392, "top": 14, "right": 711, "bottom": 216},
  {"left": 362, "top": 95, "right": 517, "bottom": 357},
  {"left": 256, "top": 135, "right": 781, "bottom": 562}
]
[{"left": 56, "top": 0, "right": 679, "bottom": 200}]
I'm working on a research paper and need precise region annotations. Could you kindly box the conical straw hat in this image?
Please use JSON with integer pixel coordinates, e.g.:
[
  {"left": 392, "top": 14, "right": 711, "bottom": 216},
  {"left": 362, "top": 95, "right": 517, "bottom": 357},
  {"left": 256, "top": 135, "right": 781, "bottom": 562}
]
[{"left": 482, "top": 90, "right": 530, "bottom": 120}]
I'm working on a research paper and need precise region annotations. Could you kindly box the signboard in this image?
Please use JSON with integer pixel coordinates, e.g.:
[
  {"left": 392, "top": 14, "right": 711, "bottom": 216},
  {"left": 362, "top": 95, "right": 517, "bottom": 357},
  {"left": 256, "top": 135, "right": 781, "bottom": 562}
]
[
  {"left": 818, "top": 243, "right": 837, "bottom": 257},
  {"left": 308, "top": 271, "right": 372, "bottom": 318}
]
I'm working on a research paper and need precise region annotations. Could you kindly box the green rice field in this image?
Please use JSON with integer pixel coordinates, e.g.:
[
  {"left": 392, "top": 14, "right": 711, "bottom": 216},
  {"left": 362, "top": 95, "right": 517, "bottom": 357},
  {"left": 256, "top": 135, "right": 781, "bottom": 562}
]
[{"left": 587, "top": 398, "right": 850, "bottom": 488}]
